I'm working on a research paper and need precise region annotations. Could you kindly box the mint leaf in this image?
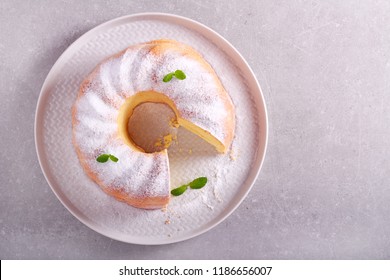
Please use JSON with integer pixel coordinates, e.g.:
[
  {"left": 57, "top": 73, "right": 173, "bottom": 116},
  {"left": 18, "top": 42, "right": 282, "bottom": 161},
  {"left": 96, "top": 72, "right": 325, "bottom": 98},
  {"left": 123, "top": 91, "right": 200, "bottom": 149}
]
[
  {"left": 163, "top": 70, "right": 186, "bottom": 82},
  {"left": 171, "top": 177, "right": 208, "bottom": 197},
  {"left": 109, "top": 155, "right": 119, "bottom": 162},
  {"left": 174, "top": 70, "right": 186, "bottom": 80},
  {"left": 97, "top": 153, "right": 118, "bottom": 163},
  {"left": 163, "top": 73, "right": 174, "bottom": 82},
  {"left": 96, "top": 154, "right": 109, "bottom": 163},
  {"left": 189, "top": 177, "right": 208, "bottom": 189},
  {"left": 171, "top": 185, "right": 188, "bottom": 196}
]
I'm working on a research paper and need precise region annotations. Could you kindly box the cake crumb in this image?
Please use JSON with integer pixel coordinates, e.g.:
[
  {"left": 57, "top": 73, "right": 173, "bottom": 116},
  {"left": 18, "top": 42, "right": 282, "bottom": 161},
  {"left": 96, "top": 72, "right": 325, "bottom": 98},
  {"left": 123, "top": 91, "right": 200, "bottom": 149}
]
[
  {"left": 229, "top": 148, "right": 237, "bottom": 161},
  {"left": 213, "top": 187, "right": 223, "bottom": 203},
  {"left": 163, "top": 134, "right": 176, "bottom": 147},
  {"left": 155, "top": 134, "right": 177, "bottom": 149},
  {"left": 169, "top": 118, "right": 180, "bottom": 128},
  {"left": 188, "top": 149, "right": 192, "bottom": 155},
  {"left": 164, "top": 219, "right": 171, "bottom": 225},
  {"left": 154, "top": 139, "right": 163, "bottom": 147}
]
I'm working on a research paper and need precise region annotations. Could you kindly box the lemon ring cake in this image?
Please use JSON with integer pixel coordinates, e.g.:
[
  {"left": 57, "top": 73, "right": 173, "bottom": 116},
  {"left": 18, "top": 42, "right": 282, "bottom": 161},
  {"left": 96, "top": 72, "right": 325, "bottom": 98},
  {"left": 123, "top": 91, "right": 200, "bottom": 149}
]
[{"left": 72, "top": 39, "right": 235, "bottom": 209}]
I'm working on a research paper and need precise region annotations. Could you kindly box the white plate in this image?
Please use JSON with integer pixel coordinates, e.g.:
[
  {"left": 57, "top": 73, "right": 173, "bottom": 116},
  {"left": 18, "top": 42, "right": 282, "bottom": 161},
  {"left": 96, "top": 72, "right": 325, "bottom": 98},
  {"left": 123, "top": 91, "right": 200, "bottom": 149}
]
[{"left": 35, "top": 13, "right": 268, "bottom": 245}]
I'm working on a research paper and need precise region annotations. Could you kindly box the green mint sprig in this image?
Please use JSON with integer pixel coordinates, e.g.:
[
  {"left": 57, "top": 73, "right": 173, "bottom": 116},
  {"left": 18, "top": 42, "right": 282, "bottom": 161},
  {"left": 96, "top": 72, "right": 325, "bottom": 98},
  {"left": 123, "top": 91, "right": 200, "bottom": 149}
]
[
  {"left": 163, "top": 70, "right": 186, "bottom": 82},
  {"left": 170, "top": 184, "right": 188, "bottom": 196},
  {"left": 96, "top": 154, "right": 119, "bottom": 163},
  {"left": 171, "top": 177, "right": 208, "bottom": 196}
]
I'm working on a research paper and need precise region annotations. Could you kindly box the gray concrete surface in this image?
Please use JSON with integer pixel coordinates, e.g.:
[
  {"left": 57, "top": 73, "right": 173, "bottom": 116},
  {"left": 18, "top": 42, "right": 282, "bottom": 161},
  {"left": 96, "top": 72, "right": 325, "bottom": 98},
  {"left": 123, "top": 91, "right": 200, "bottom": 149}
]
[{"left": 1, "top": 0, "right": 390, "bottom": 259}]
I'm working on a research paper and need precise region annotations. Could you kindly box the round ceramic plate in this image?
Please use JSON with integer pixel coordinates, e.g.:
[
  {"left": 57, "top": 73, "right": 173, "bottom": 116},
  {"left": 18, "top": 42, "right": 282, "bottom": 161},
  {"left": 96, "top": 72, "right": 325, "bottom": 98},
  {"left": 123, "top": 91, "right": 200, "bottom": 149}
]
[{"left": 35, "top": 13, "right": 268, "bottom": 245}]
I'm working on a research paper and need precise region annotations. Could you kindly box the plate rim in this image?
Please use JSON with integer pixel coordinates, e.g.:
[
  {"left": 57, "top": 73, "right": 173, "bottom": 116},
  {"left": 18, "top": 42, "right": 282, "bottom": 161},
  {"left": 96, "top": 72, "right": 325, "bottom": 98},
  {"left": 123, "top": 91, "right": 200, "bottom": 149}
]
[{"left": 34, "top": 12, "right": 269, "bottom": 245}]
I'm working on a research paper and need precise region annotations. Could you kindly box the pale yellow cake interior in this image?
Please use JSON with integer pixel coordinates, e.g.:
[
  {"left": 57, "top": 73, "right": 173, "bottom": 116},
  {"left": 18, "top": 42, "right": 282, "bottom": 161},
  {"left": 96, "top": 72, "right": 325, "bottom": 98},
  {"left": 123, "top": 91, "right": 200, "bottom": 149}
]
[{"left": 117, "top": 91, "right": 226, "bottom": 153}]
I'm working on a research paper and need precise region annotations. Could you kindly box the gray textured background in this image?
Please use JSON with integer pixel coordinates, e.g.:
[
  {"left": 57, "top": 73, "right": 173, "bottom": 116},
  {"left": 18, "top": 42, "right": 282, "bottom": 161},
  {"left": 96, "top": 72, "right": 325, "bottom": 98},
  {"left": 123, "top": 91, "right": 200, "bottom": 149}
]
[{"left": 1, "top": 0, "right": 390, "bottom": 259}]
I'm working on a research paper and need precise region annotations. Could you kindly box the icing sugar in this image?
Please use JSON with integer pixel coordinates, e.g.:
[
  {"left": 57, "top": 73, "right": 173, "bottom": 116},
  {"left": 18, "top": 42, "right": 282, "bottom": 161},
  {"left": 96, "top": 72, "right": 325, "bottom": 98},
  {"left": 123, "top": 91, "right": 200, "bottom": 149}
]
[{"left": 73, "top": 41, "right": 233, "bottom": 201}]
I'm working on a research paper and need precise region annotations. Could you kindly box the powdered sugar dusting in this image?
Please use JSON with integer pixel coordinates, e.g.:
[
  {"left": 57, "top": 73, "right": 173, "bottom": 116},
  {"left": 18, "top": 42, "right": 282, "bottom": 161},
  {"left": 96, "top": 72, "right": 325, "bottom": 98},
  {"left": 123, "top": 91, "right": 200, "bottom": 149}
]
[{"left": 73, "top": 40, "right": 233, "bottom": 203}]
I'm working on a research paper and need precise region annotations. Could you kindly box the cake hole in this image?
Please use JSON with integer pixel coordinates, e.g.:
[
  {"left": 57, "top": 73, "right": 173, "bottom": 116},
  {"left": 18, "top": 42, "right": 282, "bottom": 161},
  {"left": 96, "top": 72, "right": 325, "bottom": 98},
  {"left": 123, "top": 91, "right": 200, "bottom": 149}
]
[{"left": 127, "top": 102, "right": 178, "bottom": 153}]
